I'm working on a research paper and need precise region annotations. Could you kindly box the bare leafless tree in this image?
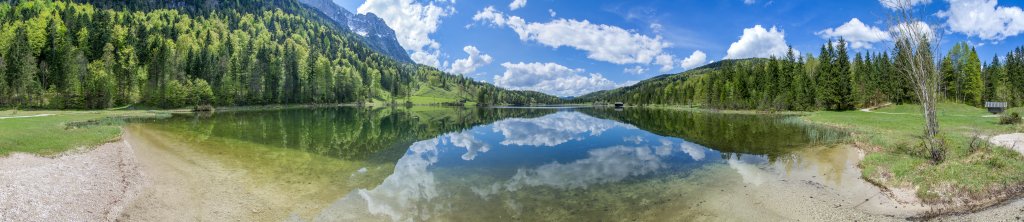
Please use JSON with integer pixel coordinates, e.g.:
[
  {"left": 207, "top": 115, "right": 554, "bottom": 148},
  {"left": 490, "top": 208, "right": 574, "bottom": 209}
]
[{"left": 884, "top": 0, "right": 945, "bottom": 162}]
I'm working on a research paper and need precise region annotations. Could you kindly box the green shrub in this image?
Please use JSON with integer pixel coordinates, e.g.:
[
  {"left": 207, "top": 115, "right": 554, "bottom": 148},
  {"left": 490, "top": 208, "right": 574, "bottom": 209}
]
[{"left": 999, "top": 112, "right": 1021, "bottom": 125}]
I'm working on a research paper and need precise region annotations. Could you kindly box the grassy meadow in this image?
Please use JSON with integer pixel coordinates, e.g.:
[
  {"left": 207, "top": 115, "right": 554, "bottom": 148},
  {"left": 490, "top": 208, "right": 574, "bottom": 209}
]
[
  {"left": 805, "top": 103, "right": 1024, "bottom": 203},
  {"left": 0, "top": 109, "right": 169, "bottom": 156}
]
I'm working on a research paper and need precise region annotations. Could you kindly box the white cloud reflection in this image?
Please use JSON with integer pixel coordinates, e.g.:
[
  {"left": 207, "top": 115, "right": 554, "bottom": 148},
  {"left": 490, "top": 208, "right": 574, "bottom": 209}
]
[
  {"left": 310, "top": 112, "right": 723, "bottom": 221},
  {"left": 491, "top": 112, "right": 628, "bottom": 147},
  {"left": 445, "top": 131, "right": 490, "bottom": 160}
]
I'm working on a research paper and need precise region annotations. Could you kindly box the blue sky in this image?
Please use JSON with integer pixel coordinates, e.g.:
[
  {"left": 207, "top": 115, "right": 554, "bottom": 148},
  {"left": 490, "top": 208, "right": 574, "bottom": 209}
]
[{"left": 335, "top": 0, "right": 1024, "bottom": 96}]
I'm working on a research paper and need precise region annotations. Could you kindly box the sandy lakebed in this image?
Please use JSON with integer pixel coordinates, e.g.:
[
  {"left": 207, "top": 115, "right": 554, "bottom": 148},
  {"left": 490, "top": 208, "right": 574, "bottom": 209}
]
[{"left": 1, "top": 128, "right": 1023, "bottom": 221}]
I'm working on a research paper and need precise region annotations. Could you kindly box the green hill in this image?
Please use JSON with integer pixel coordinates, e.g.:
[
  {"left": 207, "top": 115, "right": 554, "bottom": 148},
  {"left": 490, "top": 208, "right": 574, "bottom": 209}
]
[
  {"left": 0, "top": 0, "right": 559, "bottom": 109},
  {"left": 573, "top": 58, "right": 766, "bottom": 104}
]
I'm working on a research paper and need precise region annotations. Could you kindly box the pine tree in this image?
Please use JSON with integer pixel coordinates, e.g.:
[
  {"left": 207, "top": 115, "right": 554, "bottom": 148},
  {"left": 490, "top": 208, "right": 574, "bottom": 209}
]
[
  {"left": 962, "top": 47, "right": 984, "bottom": 106},
  {"left": 7, "top": 27, "right": 43, "bottom": 107},
  {"left": 940, "top": 56, "right": 955, "bottom": 100},
  {"left": 834, "top": 38, "right": 854, "bottom": 110},
  {"left": 983, "top": 55, "right": 1005, "bottom": 102},
  {"left": 816, "top": 41, "right": 834, "bottom": 109}
]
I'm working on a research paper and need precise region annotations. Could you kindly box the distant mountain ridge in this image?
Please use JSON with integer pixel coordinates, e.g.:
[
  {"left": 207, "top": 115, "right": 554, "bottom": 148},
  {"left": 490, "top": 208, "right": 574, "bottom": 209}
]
[{"left": 298, "top": 0, "right": 413, "bottom": 63}]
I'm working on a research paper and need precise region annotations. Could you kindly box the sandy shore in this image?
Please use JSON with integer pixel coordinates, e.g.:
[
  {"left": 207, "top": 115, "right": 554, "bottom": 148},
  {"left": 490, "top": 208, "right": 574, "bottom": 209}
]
[{"left": 0, "top": 139, "right": 144, "bottom": 221}]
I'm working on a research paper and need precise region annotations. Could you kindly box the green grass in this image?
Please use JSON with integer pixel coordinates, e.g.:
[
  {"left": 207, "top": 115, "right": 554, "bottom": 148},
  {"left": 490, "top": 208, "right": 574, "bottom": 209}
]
[
  {"left": 805, "top": 102, "right": 1024, "bottom": 203},
  {"left": 392, "top": 85, "right": 478, "bottom": 106},
  {"left": 0, "top": 109, "right": 167, "bottom": 156}
]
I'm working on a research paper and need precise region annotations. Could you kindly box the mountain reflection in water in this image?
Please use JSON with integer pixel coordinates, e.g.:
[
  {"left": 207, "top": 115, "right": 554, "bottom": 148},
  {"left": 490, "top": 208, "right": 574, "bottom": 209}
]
[{"left": 308, "top": 109, "right": 845, "bottom": 221}]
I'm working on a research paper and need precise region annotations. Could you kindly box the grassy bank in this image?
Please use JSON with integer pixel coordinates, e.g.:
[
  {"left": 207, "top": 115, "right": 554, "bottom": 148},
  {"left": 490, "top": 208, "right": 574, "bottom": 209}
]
[
  {"left": 804, "top": 103, "right": 1024, "bottom": 208},
  {"left": 0, "top": 109, "right": 169, "bottom": 156}
]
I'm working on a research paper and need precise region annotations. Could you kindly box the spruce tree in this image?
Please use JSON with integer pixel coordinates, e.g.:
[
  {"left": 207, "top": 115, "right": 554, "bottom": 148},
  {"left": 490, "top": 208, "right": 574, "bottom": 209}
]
[
  {"left": 962, "top": 47, "right": 983, "bottom": 106},
  {"left": 816, "top": 41, "right": 834, "bottom": 109},
  {"left": 834, "top": 38, "right": 854, "bottom": 110}
]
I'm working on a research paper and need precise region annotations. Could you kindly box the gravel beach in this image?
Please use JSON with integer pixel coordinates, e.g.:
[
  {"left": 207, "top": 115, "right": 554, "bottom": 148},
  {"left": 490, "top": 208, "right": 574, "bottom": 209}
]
[{"left": 0, "top": 139, "right": 144, "bottom": 221}]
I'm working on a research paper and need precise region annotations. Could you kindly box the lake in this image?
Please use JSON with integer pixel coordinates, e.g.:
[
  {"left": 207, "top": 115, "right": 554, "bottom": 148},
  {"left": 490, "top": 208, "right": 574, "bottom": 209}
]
[{"left": 126, "top": 107, "right": 903, "bottom": 221}]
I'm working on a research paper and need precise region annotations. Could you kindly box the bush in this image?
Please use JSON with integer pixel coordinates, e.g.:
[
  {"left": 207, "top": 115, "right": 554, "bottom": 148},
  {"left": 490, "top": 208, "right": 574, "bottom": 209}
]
[
  {"left": 163, "top": 80, "right": 189, "bottom": 108},
  {"left": 192, "top": 104, "right": 215, "bottom": 112},
  {"left": 999, "top": 112, "right": 1022, "bottom": 125}
]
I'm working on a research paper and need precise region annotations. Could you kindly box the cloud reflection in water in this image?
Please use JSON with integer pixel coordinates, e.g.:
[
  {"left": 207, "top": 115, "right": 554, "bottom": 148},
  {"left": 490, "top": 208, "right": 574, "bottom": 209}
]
[{"left": 311, "top": 111, "right": 720, "bottom": 221}]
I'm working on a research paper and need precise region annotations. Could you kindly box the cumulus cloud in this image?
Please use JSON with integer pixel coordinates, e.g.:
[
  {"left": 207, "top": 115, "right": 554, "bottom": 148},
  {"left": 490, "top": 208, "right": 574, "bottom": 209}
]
[
  {"left": 724, "top": 25, "right": 794, "bottom": 59},
  {"left": 473, "top": 6, "right": 676, "bottom": 67},
  {"left": 448, "top": 46, "right": 493, "bottom": 75},
  {"left": 680, "top": 50, "right": 707, "bottom": 70},
  {"left": 548, "top": 9, "right": 557, "bottom": 17},
  {"left": 509, "top": 0, "right": 527, "bottom": 10},
  {"left": 816, "top": 18, "right": 890, "bottom": 49},
  {"left": 624, "top": 66, "right": 648, "bottom": 75},
  {"left": 889, "top": 21, "right": 936, "bottom": 40},
  {"left": 358, "top": 0, "right": 453, "bottom": 67},
  {"left": 655, "top": 54, "right": 675, "bottom": 72},
  {"left": 880, "top": 0, "right": 932, "bottom": 10},
  {"left": 936, "top": 0, "right": 1024, "bottom": 41},
  {"left": 494, "top": 62, "right": 620, "bottom": 96},
  {"left": 744, "top": 0, "right": 756, "bottom": 5}
]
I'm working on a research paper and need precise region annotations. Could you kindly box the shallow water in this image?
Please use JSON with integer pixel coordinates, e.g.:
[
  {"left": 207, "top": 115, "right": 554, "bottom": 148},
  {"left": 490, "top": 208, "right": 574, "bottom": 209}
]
[{"left": 130, "top": 107, "right": 905, "bottom": 221}]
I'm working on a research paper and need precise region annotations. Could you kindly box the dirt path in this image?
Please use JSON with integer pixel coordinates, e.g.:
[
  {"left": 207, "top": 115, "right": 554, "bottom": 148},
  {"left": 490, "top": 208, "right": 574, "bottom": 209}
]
[
  {"left": 0, "top": 114, "right": 54, "bottom": 119},
  {"left": 0, "top": 139, "right": 144, "bottom": 222},
  {"left": 990, "top": 133, "right": 1024, "bottom": 155}
]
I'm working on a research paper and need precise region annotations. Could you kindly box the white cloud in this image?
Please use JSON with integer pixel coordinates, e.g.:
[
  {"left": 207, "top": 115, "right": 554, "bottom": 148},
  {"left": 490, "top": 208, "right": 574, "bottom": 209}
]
[
  {"left": 624, "top": 66, "right": 648, "bottom": 75},
  {"left": 680, "top": 50, "right": 707, "bottom": 70},
  {"left": 358, "top": 0, "right": 453, "bottom": 67},
  {"left": 936, "top": 0, "right": 1024, "bottom": 41},
  {"left": 744, "top": 0, "right": 757, "bottom": 5},
  {"left": 880, "top": 0, "right": 932, "bottom": 10},
  {"left": 448, "top": 46, "right": 493, "bottom": 75},
  {"left": 617, "top": 80, "right": 640, "bottom": 88},
  {"left": 510, "top": 0, "right": 527, "bottom": 10},
  {"left": 473, "top": 6, "right": 676, "bottom": 66},
  {"left": 816, "top": 18, "right": 890, "bottom": 49},
  {"left": 410, "top": 51, "right": 441, "bottom": 67},
  {"left": 548, "top": 9, "right": 557, "bottom": 17},
  {"left": 655, "top": 54, "right": 675, "bottom": 72},
  {"left": 889, "top": 21, "right": 936, "bottom": 40},
  {"left": 650, "top": 23, "right": 664, "bottom": 32},
  {"left": 494, "top": 62, "right": 620, "bottom": 96},
  {"left": 724, "top": 25, "right": 794, "bottom": 59}
]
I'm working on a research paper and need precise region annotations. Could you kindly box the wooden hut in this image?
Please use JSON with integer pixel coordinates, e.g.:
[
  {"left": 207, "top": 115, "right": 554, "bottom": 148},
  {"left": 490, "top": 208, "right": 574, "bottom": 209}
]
[{"left": 986, "top": 102, "right": 1008, "bottom": 114}]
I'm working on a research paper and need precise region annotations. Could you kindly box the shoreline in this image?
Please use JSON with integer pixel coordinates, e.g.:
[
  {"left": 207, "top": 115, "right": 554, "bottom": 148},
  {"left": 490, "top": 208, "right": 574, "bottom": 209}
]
[
  {"left": 615, "top": 104, "right": 1024, "bottom": 218},
  {"left": 1, "top": 105, "right": 1022, "bottom": 220},
  {"left": 3, "top": 138, "right": 1018, "bottom": 220}
]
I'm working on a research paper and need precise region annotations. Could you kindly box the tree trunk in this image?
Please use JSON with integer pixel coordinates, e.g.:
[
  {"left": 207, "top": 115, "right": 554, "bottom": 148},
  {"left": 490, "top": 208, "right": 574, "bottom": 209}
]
[{"left": 921, "top": 89, "right": 943, "bottom": 162}]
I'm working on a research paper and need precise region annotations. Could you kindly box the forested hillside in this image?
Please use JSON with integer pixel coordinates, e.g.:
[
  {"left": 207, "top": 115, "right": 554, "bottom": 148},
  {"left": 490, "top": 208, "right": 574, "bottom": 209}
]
[
  {"left": 0, "top": 0, "right": 559, "bottom": 109},
  {"left": 576, "top": 38, "right": 1024, "bottom": 111}
]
